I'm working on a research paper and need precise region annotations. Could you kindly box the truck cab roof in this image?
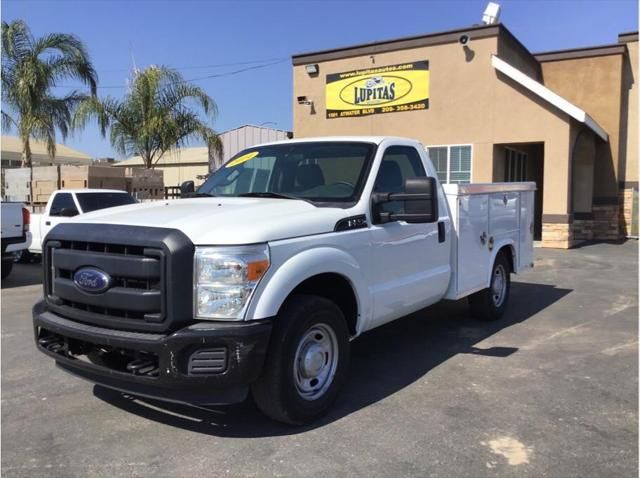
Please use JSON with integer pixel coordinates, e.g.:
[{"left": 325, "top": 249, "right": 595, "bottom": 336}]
[
  {"left": 55, "top": 189, "right": 128, "bottom": 194},
  {"left": 252, "top": 136, "right": 424, "bottom": 148}
]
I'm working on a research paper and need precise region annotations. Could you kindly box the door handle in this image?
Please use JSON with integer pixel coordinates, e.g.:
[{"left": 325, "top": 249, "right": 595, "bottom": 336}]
[
  {"left": 480, "top": 231, "right": 487, "bottom": 245},
  {"left": 45, "top": 221, "right": 51, "bottom": 226},
  {"left": 438, "top": 221, "right": 446, "bottom": 243}
]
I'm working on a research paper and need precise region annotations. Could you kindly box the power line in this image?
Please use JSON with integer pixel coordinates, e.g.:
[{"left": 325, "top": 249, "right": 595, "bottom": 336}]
[
  {"left": 54, "top": 58, "right": 289, "bottom": 90},
  {"left": 187, "top": 59, "right": 287, "bottom": 81},
  {"left": 95, "top": 57, "right": 288, "bottom": 73}
]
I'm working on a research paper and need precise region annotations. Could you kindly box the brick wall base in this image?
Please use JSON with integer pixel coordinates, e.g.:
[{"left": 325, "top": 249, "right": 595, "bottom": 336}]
[
  {"left": 591, "top": 204, "right": 620, "bottom": 240},
  {"left": 619, "top": 187, "right": 637, "bottom": 237},
  {"left": 542, "top": 222, "right": 574, "bottom": 249},
  {"left": 571, "top": 204, "right": 621, "bottom": 243},
  {"left": 573, "top": 219, "right": 594, "bottom": 241}
]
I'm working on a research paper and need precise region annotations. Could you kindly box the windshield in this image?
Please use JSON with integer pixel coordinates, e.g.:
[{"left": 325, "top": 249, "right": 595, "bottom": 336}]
[
  {"left": 197, "top": 141, "right": 376, "bottom": 205},
  {"left": 76, "top": 192, "right": 137, "bottom": 213}
]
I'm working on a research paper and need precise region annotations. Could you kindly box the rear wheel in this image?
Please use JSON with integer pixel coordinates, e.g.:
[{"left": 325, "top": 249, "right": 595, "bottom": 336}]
[
  {"left": 13, "top": 250, "right": 31, "bottom": 263},
  {"left": 251, "top": 294, "right": 350, "bottom": 425},
  {"left": 468, "top": 251, "right": 510, "bottom": 321}
]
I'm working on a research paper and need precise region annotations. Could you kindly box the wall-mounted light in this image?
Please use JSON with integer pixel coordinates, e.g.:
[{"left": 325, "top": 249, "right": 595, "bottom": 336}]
[
  {"left": 305, "top": 64, "right": 319, "bottom": 76},
  {"left": 297, "top": 96, "right": 316, "bottom": 115}
]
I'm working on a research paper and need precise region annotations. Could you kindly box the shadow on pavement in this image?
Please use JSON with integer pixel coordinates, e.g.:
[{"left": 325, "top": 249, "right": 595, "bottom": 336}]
[
  {"left": 94, "top": 281, "right": 571, "bottom": 437},
  {"left": 1, "top": 263, "right": 43, "bottom": 289}
]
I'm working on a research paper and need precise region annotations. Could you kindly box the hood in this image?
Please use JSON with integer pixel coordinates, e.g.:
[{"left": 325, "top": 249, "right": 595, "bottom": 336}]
[{"left": 75, "top": 197, "right": 349, "bottom": 245}]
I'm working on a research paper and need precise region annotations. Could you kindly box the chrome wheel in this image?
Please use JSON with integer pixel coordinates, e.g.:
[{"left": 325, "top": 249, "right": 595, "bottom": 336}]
[
  {"left": 293, "top": 323, "right": 338, "bottom": 401},
  {"left": 492, "top": 263, "right": 507, "bottom": 307}
]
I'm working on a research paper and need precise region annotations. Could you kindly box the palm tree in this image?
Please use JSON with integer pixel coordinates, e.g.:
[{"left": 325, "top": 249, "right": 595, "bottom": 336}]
[
  {"left": 74, "top": 66, "right": 222, "bottom": 169},
  {"left": 1, "top": 20, "right": 98, "bottom": 168}
]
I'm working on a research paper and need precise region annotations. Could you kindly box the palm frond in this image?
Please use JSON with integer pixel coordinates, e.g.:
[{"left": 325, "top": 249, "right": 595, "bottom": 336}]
[
  {"left": 45, "top": 55, "right": 98, "bottom": 95},
  {"left": 1, "top": 20, "right": 33, "bottom": 63},
  {"left": 1, "top": 111, "right": 17, "bottom": 133},
  {"left": 1, "top": 20, "right": 98, "bottom": 167}
]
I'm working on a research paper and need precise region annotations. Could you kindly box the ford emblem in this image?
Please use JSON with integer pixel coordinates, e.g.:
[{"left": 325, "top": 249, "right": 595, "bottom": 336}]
[{"left": 73, "top": 267, "right": 112, "bottom": 293}]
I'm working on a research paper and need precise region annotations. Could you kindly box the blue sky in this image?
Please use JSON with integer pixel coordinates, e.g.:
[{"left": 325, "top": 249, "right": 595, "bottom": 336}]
[{"left": 2, "top": 0, "right": 638, "bottom": 159}]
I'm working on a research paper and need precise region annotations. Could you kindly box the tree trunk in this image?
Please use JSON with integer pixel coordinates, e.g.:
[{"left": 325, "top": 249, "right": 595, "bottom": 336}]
[
  {"left": 143, "top": 153, "right": 152, "bottom": 169},
  {"left": 21, "top": 137, "right": 31, "bottom": 168},
  {"left": 21, "top": 137, "right": 34, "bottom": 209}
]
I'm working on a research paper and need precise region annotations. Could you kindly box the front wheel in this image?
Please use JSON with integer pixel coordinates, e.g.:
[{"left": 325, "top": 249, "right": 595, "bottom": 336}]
[
  {"left": 251, "top": 295, "right": 350, "bottom": 425},
  {"left": 468, "top": 251, "right": 511, "bottom": 321}
]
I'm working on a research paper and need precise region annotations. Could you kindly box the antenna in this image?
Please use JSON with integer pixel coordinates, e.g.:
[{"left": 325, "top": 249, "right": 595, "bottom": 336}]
[
  {"left": 482, "top": 2, "right": 501, "bottom": 25},
  {"left": 129, "top": 42, "right": 139, "bottom": 75}
]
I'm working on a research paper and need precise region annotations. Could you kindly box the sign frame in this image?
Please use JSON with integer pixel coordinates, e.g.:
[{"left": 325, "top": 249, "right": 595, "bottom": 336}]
[{"left": 325, "top": 61, "right": 430, "bottom": 119}]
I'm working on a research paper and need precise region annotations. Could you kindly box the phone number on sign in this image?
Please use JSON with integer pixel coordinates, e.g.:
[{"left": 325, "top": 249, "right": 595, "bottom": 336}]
[{"left": 381, "top": 103, "right": 427, "bottom": 113}]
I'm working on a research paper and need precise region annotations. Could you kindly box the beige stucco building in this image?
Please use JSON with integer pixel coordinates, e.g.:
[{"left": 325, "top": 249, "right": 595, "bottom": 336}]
[
  {"left": 1, "top": 135, "right": 92, "bottom": 168},
  {"left": 292, "top": 24, "right": 638, "bottom": 247}
]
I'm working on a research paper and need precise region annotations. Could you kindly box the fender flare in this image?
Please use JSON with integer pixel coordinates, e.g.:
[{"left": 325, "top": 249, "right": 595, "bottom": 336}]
[
  {"left": 485, "top": 239, "right": 517, "bottom": 286},
  {"left": 246, "top": 247, "right": 370, "bottom": 334}
]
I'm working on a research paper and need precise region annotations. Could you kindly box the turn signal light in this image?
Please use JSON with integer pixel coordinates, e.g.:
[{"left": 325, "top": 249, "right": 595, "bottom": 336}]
[{"left": 247, "top": 259, "right": 269, "bottom": 281}]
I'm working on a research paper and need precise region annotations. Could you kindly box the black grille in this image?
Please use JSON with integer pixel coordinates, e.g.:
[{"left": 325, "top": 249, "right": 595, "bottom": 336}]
[
  {"left": 49, "top": 241, "right": 164, "bottom": 322},
  {"left": 43, "top": 223, "right": 194, "bottom": 333}
]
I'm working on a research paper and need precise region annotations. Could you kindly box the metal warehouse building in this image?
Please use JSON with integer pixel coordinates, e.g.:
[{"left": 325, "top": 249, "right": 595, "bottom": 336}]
[
  {"left": 291, "top": 24, "right": 638, "bottom": 248},
  {"left": 113, "top": 124, "right": 291, "bottom": 188}
]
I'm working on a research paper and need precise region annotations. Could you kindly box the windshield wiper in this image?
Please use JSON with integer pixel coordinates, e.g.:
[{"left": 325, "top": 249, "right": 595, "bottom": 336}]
[
  {"left": 238, "top": 192, "right": 298, "bottom": 200},
  {"left": 182, "top": 192, "right": 216, "bottom": 198},
  {"left": 238, "top": 192, "right": 317, "bottom": 205}
]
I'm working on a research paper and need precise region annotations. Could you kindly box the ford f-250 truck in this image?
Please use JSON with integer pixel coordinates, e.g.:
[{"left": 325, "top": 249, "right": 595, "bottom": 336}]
[{"left": 33, "top": 137, "right": 534, "bottom": 425}]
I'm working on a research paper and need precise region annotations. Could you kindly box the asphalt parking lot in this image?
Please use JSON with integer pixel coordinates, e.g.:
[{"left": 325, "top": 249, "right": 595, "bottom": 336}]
[{"left": 1, "top": 242, "right": 638, "bottom": 477}]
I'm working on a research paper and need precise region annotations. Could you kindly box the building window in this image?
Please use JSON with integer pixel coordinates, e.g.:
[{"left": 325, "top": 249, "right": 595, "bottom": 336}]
[
  {"left": 426, "top": 145, "right": 472, "bottom": 184},
  {"left": 505, "top": 148, "right": 527, "bottom": 182}
]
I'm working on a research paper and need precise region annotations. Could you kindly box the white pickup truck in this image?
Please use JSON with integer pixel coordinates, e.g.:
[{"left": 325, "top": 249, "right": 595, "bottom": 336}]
[
  {"left": 22, "top": 189, "right": 136, "bottom": 262},
  {"left": 1, "top": 202, "right": 31, "bottom": 279},
  {"left": 33, "top": 137, "right": 534, "bottom": 424}
]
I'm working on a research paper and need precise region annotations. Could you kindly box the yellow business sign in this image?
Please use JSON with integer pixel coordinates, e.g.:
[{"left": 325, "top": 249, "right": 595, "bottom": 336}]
[{"left": 326, "top": 61, "right": 429, "bottom": 119}]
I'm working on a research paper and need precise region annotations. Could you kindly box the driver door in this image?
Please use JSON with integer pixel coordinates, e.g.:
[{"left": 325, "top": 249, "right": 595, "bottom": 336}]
[
  {"left": 368, "top": 145, "right": 448, "bottom": 329},
  {"left": 43, "top": 192, "right": 79, "bottom": 239}
]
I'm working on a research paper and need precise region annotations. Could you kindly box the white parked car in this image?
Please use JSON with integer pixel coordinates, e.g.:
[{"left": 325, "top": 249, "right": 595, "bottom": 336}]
[
  {"left": 33, "top": 137, "right": 534, "bottom": 424},
  {"left": 23, "top": 189, "right": 136, "bottom": 262}
]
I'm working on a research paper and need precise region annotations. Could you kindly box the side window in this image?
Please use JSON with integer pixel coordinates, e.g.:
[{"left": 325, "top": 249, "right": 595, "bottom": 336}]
[
  {"left": 49, "top": 193, "right": 78, "bottom": 217},
  {"left": 373, "top": 146, "right": 427, "bottom": 214}
]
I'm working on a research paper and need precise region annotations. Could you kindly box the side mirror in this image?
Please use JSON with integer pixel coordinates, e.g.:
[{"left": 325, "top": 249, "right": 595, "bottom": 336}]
[
  {"left": 60, "top": 207, "right": 79, "bottom": 217},
  {"left": 372, "top": 177, "right": 438, "bottom": 224},
  {"left": 180, "top": 180, "right": 195, "bottom": 197}
]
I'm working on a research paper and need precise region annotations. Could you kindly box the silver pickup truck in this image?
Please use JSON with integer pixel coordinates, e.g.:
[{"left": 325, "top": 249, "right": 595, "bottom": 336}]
[{"left": 1, "top": 202, "right": 30, "bottom": 279}]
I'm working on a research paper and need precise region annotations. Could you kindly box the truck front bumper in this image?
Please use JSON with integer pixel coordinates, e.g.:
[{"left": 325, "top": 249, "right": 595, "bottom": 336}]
[{"left": 32, "top": 300, "right": 272, "bottom": 405}]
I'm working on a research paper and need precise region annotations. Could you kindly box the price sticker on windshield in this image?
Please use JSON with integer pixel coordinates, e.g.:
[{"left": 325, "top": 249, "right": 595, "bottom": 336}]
[{"left": 226, "top": 151, "right": 259, "bottom": 168}]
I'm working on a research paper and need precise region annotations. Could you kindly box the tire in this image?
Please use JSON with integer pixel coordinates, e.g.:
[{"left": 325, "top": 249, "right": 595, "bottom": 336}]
[
  {"left": 251, "top": 294, "right": 350, "bottom": 425},
  {"left": 1, "top": 258, "right": 13, "bottom": 280},
  {"left": 13, "top": 250, "right": 31, "bottom": 264},
  {"left": 468, "top": 251, "right": 511, "bottom": 321}
]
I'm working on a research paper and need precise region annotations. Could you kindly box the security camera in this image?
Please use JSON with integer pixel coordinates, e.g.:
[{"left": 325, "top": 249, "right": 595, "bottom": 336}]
[{"left": 459, "top": 34, "right": 470, "bottom": 46}]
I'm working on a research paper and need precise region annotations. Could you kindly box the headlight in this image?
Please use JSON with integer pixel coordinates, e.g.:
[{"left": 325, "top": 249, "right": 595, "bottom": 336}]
[{"left": 194, "top": 244, "right": 269, "bottom": 320}]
